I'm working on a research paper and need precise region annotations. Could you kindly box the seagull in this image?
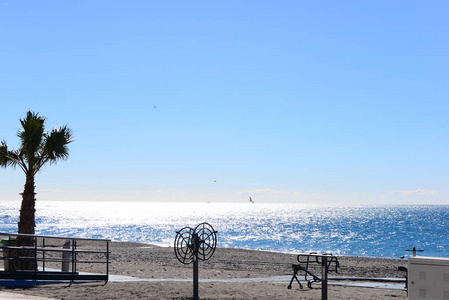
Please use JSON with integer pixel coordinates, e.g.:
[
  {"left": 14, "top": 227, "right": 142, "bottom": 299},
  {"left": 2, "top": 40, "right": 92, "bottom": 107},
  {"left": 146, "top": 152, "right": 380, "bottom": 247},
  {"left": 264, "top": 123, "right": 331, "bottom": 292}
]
[{"left": 249, "top": 197, "right": 254, "bottom": 204}]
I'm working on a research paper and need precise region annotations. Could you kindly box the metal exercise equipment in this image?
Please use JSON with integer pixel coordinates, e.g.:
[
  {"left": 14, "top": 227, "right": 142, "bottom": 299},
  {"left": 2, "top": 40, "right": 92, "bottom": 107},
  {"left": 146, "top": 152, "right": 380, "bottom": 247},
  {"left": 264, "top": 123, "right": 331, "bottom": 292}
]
[
  {"left": 288, "top": 252, "right": 339, "bottom": 300},
  {"left": 174, "top": 222, "right": 217, "bottom": 300},
  {"left": 406, "top": 247, "right": 423, "bottom": 257},
  {"left": 399, "top": 247, "right": 423, "bottom": 295}
]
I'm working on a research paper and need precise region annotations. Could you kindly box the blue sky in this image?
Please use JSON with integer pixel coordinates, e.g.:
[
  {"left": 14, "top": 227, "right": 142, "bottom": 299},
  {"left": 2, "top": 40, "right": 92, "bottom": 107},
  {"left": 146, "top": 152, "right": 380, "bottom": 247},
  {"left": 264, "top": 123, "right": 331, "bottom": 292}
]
[{"left": 1, "top": 1, "right": 448, "bottom": 204}]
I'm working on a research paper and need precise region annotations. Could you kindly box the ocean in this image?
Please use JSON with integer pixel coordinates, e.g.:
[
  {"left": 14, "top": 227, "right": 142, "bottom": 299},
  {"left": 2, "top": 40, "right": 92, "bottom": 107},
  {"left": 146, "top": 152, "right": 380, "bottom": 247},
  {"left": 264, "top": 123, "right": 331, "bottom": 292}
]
[{"left": 1, "top": 201, "right": 448, "bottom": 259}]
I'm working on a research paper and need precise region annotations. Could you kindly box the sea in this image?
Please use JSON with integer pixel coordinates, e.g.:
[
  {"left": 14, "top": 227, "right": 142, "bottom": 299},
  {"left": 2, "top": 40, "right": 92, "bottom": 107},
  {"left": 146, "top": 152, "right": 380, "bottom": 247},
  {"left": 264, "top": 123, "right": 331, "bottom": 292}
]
[{"left": 1, "top": 201, "right": 448, "bottom": 259}]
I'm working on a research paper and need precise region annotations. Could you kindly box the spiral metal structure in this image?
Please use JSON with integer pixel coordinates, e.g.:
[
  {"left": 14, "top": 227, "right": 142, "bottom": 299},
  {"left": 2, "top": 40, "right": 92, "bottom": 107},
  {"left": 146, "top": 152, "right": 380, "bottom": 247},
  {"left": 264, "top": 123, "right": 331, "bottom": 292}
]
[{"left": 174, "top": 222, "right": 217, "bottom": 265}]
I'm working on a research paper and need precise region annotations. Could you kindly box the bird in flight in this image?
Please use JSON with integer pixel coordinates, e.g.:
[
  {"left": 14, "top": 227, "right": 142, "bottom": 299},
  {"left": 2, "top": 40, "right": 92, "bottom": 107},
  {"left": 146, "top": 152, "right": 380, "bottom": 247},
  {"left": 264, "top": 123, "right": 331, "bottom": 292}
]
[{"left": 249, "top": 197, "right": 254, "bottom": 204}]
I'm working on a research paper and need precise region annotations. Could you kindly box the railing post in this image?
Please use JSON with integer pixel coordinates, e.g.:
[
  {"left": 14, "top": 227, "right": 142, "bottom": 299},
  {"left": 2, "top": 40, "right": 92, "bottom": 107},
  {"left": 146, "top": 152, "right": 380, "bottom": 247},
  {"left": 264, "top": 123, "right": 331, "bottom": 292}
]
[
  {"left": 61, "top": 240, "right": 71, "bottom": 272},
  {"left": 42, "top": 238, "right": 46, "bottom": 271},
  {"left": 106, "top": 240, "right": 109, "bottom": 282},
  {"left": 321, "top": 255, "right": 328, "bottom": 300},
  {"left": 34, "top": 236, "right": 38, "bottom": 275},
  {"left": 71, "top": 239, "right": 76, "bottom": 283}
]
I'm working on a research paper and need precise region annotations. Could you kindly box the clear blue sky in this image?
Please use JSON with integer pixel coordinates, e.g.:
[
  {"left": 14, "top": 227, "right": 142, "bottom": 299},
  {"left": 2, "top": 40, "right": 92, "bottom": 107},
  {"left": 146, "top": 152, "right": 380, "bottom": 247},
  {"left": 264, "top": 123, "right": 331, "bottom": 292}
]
[{"left": 1, "top": 1, "right": 448, "bottom": 204}]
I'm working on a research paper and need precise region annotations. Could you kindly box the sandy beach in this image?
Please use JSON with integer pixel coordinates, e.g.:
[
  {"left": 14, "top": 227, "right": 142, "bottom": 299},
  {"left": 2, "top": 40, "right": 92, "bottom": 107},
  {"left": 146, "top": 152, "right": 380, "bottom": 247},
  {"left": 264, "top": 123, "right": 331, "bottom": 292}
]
[{"left": 0, "top": 241, "right": 408, "bottom": 299}]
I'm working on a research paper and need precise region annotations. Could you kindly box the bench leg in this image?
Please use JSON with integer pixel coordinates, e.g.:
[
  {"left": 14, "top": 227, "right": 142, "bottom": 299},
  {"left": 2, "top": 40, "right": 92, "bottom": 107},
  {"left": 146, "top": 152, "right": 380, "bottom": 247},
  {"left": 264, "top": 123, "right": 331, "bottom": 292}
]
[{"left": 288, "top": 269, "right": 303, "bottom": 289}]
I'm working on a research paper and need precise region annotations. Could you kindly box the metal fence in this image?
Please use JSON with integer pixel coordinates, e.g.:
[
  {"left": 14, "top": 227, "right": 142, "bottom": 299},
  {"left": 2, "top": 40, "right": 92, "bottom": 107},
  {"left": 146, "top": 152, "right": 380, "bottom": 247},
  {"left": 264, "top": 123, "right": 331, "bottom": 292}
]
[{"left": 0, "top": 232, "right": 110, "bottom": 284}]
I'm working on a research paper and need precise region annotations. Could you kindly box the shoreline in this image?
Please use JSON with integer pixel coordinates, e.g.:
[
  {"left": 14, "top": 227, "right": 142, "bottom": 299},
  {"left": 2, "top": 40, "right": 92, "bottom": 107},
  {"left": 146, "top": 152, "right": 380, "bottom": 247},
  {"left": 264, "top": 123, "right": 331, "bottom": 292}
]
[
  {"left": 0, "top": 241, "right": 408, "bottom": 299},
  {"left": 126, "top": 240, "right": 407, "bottom": 261}
]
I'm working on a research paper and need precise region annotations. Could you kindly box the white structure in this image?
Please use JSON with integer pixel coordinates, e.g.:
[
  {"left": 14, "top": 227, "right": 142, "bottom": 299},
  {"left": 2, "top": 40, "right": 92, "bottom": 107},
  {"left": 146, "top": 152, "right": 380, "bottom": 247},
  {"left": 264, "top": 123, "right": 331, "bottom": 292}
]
[{"left": 408, "top": 256, "right": 449, "bottom": 299}]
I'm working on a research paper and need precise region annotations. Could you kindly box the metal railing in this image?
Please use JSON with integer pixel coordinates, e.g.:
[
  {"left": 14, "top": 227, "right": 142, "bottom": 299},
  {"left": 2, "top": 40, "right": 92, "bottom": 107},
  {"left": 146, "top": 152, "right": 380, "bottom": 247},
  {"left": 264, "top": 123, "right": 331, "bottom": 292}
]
[{"left": 0, "top": 232, "right": 110, "bottom": 284}]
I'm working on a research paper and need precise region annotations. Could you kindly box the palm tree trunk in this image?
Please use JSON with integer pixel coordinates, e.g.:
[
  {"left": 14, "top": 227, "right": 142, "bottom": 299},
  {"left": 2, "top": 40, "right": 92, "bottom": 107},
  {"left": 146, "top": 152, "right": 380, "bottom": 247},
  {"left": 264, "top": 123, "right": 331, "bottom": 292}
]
[
  {"left": 18, "top": 175, "right": 36, "bottom": 236},
  {"left": 13, "top": 175, "right": 37, "bottom": 270}
]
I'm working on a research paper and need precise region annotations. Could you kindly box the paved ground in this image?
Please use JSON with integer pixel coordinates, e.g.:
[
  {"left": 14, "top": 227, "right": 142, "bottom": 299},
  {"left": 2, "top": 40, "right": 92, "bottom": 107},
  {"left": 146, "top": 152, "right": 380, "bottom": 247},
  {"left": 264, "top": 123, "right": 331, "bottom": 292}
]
[
  {"left": 0, "top": 274, "right": 406, "bottom": 299},
  {"left": 0, "top": 291, "right": 54, "bottom": 299}
]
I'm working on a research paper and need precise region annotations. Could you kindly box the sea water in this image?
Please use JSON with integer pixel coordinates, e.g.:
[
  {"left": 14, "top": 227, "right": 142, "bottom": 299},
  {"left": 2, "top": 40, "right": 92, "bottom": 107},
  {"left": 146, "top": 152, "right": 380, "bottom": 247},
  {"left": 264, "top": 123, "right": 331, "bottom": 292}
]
[{"left": 0, "top": 201, "right": 448, "bottom": 259}]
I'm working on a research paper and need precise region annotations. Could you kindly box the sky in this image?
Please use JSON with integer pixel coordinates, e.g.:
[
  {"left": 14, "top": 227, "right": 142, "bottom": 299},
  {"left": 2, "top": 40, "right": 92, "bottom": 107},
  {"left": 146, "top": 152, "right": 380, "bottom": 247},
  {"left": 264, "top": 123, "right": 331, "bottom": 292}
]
[{"left": 1, "top": 1, "right": 448, "bottom": 205}]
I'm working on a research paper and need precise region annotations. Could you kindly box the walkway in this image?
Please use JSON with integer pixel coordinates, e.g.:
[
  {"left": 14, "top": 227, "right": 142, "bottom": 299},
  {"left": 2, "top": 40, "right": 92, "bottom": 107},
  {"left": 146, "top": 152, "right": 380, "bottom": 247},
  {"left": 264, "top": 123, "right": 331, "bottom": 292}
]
[
  {"left": 0, "top": 291, "right": 54, "bottom": 300},
  {"left": 0, "top": 274, "right": 406, "bottom": 299}
]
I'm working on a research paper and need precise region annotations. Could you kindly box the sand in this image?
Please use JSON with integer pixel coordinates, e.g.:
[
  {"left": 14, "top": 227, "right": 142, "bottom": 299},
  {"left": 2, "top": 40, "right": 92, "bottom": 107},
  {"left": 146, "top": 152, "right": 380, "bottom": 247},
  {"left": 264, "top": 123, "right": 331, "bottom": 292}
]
[{"left": 0, "top": 242, "right": 408, "bottom": 299}]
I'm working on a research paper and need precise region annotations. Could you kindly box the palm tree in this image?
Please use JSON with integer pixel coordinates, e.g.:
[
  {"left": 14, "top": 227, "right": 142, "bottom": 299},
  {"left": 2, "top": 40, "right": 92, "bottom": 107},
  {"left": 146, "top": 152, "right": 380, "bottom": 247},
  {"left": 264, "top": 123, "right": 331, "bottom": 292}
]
[{"left": 0, "top": 110, "right": 74, "bottom": 239}]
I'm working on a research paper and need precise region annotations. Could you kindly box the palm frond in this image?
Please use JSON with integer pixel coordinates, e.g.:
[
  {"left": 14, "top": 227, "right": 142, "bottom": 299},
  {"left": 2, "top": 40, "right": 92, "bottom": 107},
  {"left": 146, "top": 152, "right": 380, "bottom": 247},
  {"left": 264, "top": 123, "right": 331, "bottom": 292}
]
[
  {"left": 43, "top": 125, "right": 74, "bottom": 161},
  {"left": 0, "top": 140, "right": 27, "bottom": 172},
  {"left": 18, "top": 111, "right": 46, "bottom": 162},
  {"left": 0, "top": 140, "right": 10, "bottom": 168},
  {"left": 3, "top": 111, "right": 74, "bottom": 176}
]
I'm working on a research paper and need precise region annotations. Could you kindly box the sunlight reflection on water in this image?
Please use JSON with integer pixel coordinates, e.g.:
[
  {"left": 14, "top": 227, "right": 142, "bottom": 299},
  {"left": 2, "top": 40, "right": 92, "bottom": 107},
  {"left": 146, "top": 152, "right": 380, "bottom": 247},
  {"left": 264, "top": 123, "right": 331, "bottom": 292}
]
[{"left": 1, "top": 201, "right": 448, "bottom": 258}]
